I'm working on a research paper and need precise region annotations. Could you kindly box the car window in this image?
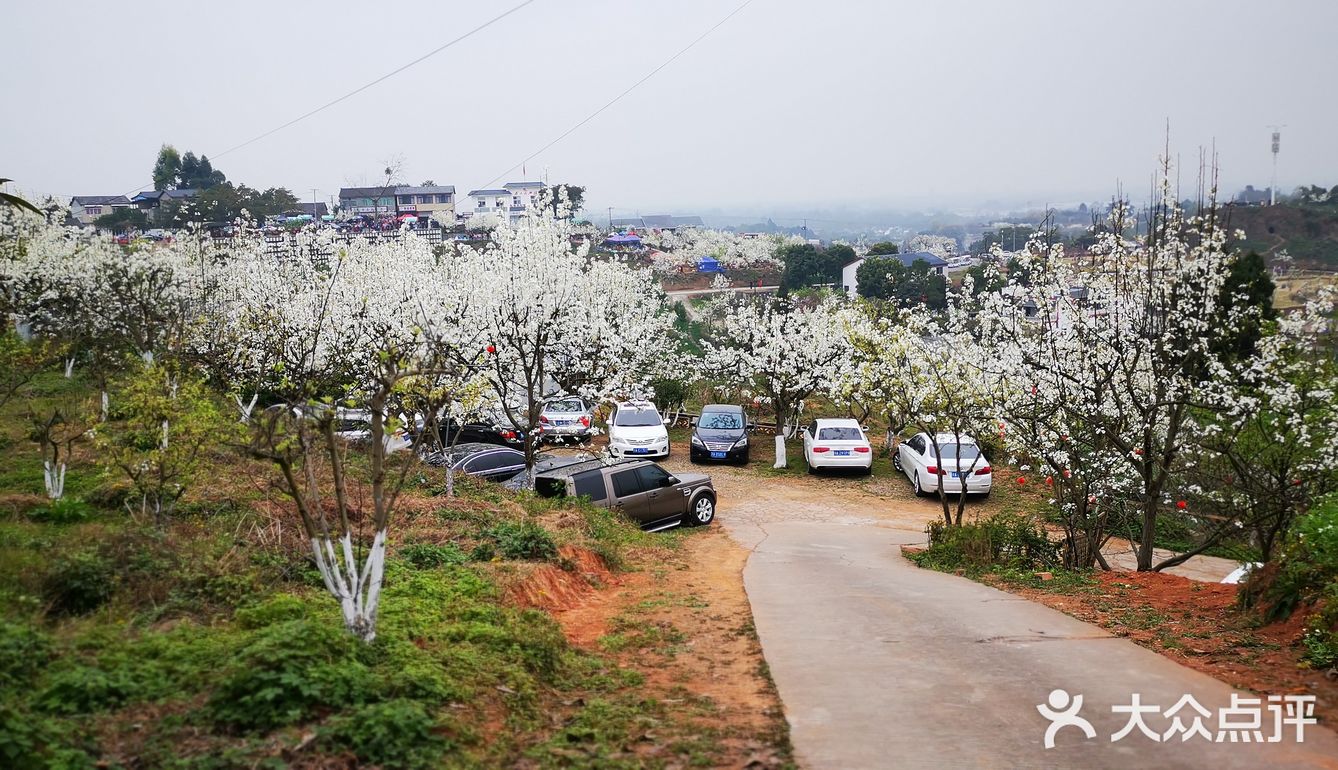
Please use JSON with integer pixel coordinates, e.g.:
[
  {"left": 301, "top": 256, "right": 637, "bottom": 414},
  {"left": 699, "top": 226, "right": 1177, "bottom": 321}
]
[
  {"left": 699, "top": 411, "right": 742, "bottom": 430},
  {"left": 636, "top": 464, "right": 671, "bottom": 489},
  {"left": 907, "top": 435, "right": 924, "bottom": 453},
  {"left": 572, "top": 471, "right": 607, "bottom": 502},
  {"left": 614, "top": 408, "right": 662, "bottom": 427},
  {"left": 473, "top": 452, "right": 523, "bottom": 471},
  {"left": 611, "top": 469, "right": 645, "bottom": 497},
  {"left": 547, "top": 398, "right": 584, "bottom": 412},
  {"left": 930, "top": 443, "right": 981, "bottom": 460},
  {"left": 818, "top": 426, "right": 863, "bottom": 441}
]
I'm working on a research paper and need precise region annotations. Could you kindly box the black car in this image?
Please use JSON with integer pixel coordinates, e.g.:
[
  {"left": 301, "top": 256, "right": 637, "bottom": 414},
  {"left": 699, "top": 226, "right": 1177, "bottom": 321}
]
[
  {"left": 689, "top": 404, "right": 751, "bottom": 464},
  {"left": 415, "top": 412, "right": 526, "bottom": 449},
  {"left": 421, "top": 442, "right": 540, "bottom": 482}
]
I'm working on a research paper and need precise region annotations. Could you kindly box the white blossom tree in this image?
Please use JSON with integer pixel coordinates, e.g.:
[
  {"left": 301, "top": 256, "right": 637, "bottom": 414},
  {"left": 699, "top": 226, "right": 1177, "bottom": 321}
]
[
  {"left": 973, "top": 165, "right": 1249, "bottom": 570},
  {"left": 703, "top": 295, "right": 852, "bottom": 468},
  {"left": 451, "top": 205, "right": 679, "bottom": 474},
  {"left": 842, "top": 303, "right": 1001, "bottom": 526}
]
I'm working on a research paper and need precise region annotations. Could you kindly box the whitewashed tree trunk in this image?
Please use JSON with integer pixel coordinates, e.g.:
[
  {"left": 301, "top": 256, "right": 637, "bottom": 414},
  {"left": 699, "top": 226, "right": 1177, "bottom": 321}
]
[
  {"left": 100, "top": 391, "right": 109, "bottom": 422},
  {"left": 234, "top": 393, "right": 259, "bottom": 423},
  {"left": 160, "top": 419, "right": 170, "bottom": 449},
  {"left": 43, "top": 461, "right": 66, "bottom": 500},
  {"left": 309, "top": 529, "right": 388, "bottom": 643},
  {"left": 773, "top": 434, "right": 787, "bottom": 469},
  {"left": 446, "top": 464, "right": 456, "bottom": 498},
  {"left": 63, "top": 358, "right": 74, "bottom": 378}
]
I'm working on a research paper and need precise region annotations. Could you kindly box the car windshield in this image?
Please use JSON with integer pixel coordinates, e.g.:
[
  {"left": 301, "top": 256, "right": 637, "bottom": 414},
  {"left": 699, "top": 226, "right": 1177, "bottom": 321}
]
[
  {"left": 931, "top": 443, "right": 981, "bottom": 460},
  {"left": 546, "top": 398, "right": 584, "bottom": 413},
  {"left": 615, "top": 408, "right": 662, "bottom": 427},
  {"left": 699, "top": 412, "right": 742, "bottom": 430},
  {"left": 818, "top": 426, "right": 863, "bottom": 441}
]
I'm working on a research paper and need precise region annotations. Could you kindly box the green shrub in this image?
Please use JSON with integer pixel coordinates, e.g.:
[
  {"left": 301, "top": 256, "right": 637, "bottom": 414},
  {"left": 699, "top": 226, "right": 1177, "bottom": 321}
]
[
  {"left": 205, "top": 620, "right": 377, "bottom": 732},
  {"left": 321, "top": 699, "right": 450, "bottom": 769},
  {"left": 36, "top": 665, "right": 137, "bottom": 715},
  {"left": 913, "top": 511, "right": 1060, "bottom": 573},
  {"left": 233, "top": 594, "right": 307, "bottom": 629},
  {"left": 481, "top": 520, "right": 557, "bottom": 561},
  {"left": 399, "top": 542, "right": 468, "bottom": 569},
  {"left": 42, "top": 549, "right": 115, "bottom": 616},
  {"left": 1246, "top": 498, "right": 1338, "bottom": 668},
  {"left": 26, "top": 498, "right": 93, "bottom": 525},
  {"left": 0, "top": 621, "right": 51, "bottom": 691}
]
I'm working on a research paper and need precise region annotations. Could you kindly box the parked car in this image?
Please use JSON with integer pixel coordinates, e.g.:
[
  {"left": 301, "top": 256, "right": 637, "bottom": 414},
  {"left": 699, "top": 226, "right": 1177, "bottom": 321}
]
[
  {"left": 296, "top": 406, "right": 413, "bottom": 453},
  {"left": 531, "top": 459, "right": 715, "bottom": 532},
  {"left": 436, "top": 411, "right": 526, "bottom": 448},
  {"left": 537, "top": 397, "right": 596, "bottom": 444},
  {"left": 689, "top": 404, "right": 751, "bottom": 464},
  {"left": 421, "top": 442, "right": 540, "bottom": 482},
  {"left": 893, "top": 432, "right": 992, "bottom": 497},
  {"left": 606, "top": 401, "right": 670, "bottom": 459},
  {"left": 502, "top": 454, "right": 606, "bottom": 492},
  {"left": 802, "top": 418, "right": 873, "bottom": 474}
]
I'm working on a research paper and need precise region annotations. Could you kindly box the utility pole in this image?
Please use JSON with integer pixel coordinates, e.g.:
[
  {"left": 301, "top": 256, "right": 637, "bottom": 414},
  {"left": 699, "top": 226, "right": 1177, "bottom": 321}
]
[
  {"left": 608, "top": 206, "right": 613, "bottom": 231},
  {"left": 1267, "top": 125, "right": 1285, "bottom": 206},
  {"left": 310, "top": 188, "right": 320, "bottom": 221}
]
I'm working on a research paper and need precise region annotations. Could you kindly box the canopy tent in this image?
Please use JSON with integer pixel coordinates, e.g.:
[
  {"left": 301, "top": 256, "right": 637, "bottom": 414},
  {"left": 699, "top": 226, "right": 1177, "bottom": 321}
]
[
  {"left": 696, "top": 256, "right": 725, "bottom": 273},
  {"left": 604, "top": 232, "right": 642, "bottom": 245}
]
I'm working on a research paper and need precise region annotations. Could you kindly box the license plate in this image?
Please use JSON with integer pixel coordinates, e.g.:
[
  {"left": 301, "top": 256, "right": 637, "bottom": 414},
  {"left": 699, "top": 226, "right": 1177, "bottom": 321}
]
[
  {"left": 632, "top": 448, "right": 650, "bottom": 454},
  {"left": 710, "top": 451, "right": 726, "bottom": 459},
  {"left": 556, "top": 420, "right": 571, "bottom": 426},
  {"left": 951, "top": 472, "right": 962, "bottom": 478},
  {"left": 834, "top": 450, "right": 850, "bottom": 456}
]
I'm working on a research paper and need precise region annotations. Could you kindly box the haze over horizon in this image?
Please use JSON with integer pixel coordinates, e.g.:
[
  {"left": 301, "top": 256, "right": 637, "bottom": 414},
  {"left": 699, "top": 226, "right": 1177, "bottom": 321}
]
[{"left": 5, "top": 0, "right": 1335, "bottom": 219}]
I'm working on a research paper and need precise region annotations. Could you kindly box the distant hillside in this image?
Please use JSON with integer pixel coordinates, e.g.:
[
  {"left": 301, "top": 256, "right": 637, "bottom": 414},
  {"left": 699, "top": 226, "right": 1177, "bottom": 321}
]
[{"left": 1224, "top": 203, "right": 1338, "bottom": 269}]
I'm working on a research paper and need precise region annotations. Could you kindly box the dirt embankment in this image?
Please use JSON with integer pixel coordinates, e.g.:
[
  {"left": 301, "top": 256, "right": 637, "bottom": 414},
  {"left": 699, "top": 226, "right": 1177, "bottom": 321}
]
[
  {"left": 509, "top": 527, "right": 792, "bottom": 768},
  {"left": 992, "top": 569, "right": 1338, "bottom": 725}
]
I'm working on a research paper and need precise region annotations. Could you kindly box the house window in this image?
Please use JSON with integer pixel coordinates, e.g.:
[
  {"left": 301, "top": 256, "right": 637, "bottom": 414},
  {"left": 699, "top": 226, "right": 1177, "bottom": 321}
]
[
  {"left": 437, "top": 194, "right": 451, "bottom": 204},
  {"left": 86, "top": 206, "right": 102, "bottom": 215}
]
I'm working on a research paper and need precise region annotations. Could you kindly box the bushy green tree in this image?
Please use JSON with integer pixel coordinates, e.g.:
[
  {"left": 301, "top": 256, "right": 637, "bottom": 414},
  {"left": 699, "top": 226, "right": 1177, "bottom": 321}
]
[
  {"left": 93, "top": 208, "right": 149, "bottom": 232},
  {"left": 867, "top": 241, "right": 899, "bottom": 255},
  {"left": 100, "top": 364, "right": 231, "bottom": 526}
]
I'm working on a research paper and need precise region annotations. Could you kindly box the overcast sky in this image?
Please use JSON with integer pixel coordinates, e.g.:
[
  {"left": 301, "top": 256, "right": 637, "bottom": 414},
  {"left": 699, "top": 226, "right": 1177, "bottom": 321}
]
[{"left": 4, "top": 0, "right": 1335, "bottom": 218}]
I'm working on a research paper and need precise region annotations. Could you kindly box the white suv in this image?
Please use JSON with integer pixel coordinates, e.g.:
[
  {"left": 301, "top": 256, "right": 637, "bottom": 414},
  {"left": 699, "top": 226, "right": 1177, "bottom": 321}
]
[{"left": 607, "top": 401, "right": 670, "bottom": 459}]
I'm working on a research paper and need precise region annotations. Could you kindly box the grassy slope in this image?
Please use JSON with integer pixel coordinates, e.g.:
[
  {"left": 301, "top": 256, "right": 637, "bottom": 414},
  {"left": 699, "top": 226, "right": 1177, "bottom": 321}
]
[{"left": 0, "top": 373, "right": 754, "bottom": 769}]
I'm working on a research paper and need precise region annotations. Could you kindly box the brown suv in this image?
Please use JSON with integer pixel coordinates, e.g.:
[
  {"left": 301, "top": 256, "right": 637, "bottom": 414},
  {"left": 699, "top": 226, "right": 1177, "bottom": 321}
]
[{"left": 533, "top": 460, "right": 716, "bottom": 532}]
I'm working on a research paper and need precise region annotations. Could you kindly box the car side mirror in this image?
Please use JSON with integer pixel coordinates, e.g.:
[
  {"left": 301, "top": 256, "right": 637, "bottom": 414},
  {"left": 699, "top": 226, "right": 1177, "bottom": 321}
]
[
  {"left": 690, "top": 418, "right": 698, "bottom": 427},
  {"left": 661, "top": 476, "right": 678, "bottom": 487},
  {"left": 662, "top": 416, "right": 671, "bottom": 425}
]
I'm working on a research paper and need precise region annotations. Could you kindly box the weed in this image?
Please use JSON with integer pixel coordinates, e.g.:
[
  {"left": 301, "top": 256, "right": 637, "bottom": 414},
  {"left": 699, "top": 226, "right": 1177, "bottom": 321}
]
[
  {"left": 321, "top": 699, "right": 451, "bottom": 769},
  {"left": 481, "top": 520, "right": 557, "bottom": 561}
]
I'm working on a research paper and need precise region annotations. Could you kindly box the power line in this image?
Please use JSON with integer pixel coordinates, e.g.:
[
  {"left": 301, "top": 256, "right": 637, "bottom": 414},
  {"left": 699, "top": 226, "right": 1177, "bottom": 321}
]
[
  {"left": 479, "top": 0, "right": 755, "bottom": 188},
  {"left": 120, "top": 0, "right": 538, "bottom": 196}
]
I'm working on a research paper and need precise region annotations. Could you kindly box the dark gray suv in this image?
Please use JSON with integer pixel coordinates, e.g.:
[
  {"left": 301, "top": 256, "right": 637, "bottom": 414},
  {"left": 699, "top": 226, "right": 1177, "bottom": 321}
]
[{"left": 533, "top": 460, "right": 716, "bottom": 532}]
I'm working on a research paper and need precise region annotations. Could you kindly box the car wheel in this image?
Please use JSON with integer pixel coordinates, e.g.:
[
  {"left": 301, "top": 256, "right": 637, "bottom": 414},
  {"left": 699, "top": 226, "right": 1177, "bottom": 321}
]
[
  {"left": 913, "top": 473, "right": 926, "bottom": 497},
  {"left": 689, "top": 454, "right": 700, "bottom": 464},
  {"left": 862, "top": 464, "right": 873, "bottom": 477},
  {"left": 684, "top": 495, "right": 715, "bottom": 527},
  {"left": 738, "top": 451, "right": 750, "bottom": 466},
  {"left": 807, "top": 461, "right": 817, "bottom": 475},
  {"left": 892, "top": 453, "right": 903, "bottom": 472}
]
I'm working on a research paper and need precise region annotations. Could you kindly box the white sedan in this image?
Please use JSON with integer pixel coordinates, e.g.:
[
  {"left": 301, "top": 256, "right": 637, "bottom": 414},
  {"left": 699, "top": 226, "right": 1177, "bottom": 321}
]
[
  {"left": 802, "top": 418, "right": 873, "bottom": 474},
  {"left": 894, "top": 432, "right": 992, "bottom": 497}
]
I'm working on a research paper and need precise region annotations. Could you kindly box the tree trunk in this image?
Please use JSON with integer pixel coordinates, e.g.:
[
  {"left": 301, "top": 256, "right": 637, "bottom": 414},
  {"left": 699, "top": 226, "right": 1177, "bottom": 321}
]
[{"left": 1136, "top": 502, "right": 1157, "bottom": 571}]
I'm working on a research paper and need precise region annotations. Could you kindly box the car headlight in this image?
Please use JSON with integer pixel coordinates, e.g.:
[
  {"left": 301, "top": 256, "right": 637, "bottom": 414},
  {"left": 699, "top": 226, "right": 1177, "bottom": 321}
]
[
  {"left": 734, "top": 436, "right": 748, "bottom": 448},
  {"left": 691, "top": 435, "right": 703, "bottom": 446}
]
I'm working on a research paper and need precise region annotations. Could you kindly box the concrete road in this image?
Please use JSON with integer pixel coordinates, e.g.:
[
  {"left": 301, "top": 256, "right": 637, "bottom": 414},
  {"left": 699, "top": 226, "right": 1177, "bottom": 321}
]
[{"left": 742, "top": 521, "right": 1338, "bottom": 769}]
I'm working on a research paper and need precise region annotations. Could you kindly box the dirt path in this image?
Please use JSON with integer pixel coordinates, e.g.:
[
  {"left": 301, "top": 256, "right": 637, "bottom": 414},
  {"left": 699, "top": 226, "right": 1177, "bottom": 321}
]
[{"left": 652, "top": 458, "right": 1338, "bottom": 768}]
